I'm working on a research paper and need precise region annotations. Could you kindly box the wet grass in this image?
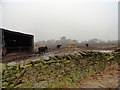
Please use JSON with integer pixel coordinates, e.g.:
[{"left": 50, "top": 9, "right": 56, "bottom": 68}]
[{"left": 1, "top": 51, "right": 120, "bottom": 88}]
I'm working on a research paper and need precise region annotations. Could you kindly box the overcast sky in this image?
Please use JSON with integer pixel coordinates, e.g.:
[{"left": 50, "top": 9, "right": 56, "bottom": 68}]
[{"left": 0, "top": 0, "right": 119, "bottom": 42}]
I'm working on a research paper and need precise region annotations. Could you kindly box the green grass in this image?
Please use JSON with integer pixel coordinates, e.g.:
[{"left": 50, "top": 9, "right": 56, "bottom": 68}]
[{"left": 2, "top": 51, "right": 120, "bottom": 88}]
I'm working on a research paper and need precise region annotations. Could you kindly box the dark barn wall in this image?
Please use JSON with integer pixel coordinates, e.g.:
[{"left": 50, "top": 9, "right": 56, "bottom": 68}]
[{"left": 2, "top": 28, "right": 34, "bottom": 54}]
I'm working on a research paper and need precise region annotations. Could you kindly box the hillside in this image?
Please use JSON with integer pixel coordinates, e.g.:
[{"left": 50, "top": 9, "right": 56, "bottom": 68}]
[{"left": 1, "top": 51, "right": 120, "bottom": 88}]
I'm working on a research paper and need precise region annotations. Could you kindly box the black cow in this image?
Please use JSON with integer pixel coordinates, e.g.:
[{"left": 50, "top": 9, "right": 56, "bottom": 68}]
[
  {"left": 56, "top": 45, "right": 62, "bottom": 49},
  {"left": 38, "top": 46, "right": 48, "bottom": 54},
  {"left": 86, "top": 43, "right": 89, "bottom": 47}
]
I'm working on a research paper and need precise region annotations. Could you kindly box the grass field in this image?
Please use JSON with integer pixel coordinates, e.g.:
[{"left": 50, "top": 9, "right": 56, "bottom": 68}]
[{"left": 1, "top": 50, "right": 120, "bottom": 88}]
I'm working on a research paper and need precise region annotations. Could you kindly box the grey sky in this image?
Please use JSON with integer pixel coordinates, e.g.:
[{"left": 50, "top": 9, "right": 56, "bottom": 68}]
[{"left": 1, "top": 0, "right": 118, "bottom": 42}]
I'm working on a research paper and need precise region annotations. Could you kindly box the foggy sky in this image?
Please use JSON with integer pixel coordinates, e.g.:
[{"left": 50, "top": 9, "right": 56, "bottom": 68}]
[{"left": 1, "top": 0, "right": 118, "bottom": 42}]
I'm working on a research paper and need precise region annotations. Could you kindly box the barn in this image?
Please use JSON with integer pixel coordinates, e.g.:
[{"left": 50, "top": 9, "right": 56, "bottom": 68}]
[{"left": 1, "top": 28, "right": 34, "bottom": 55}]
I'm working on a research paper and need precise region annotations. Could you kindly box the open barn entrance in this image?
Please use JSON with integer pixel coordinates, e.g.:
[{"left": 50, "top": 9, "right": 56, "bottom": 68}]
[{"left": 1, "top": 28, "right": 34, "bottom": 56}]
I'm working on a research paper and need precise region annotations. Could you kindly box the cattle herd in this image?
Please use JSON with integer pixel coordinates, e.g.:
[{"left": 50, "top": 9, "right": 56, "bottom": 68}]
[
  {"left": 38, "top": 44, "right": 93, "bottom": 55},
  {"left": 38, "top": 44, "right": 62, "bottom": 54},
  {"left": 2, "top": 43, "right": 91, "bottom": 56}
]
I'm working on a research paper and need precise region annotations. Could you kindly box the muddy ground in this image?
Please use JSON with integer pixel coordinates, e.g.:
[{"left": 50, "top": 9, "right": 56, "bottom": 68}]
[{"left": 77, "top": 63, "right": 119, "bottom": 88}]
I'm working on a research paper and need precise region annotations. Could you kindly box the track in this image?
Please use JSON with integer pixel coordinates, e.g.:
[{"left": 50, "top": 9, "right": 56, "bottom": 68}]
[
  {"left": 2, "top": 53, "right": 40, "bottom": 63},
  {"left": 1, "top": 49, "right": 114, "bottom": 63}
]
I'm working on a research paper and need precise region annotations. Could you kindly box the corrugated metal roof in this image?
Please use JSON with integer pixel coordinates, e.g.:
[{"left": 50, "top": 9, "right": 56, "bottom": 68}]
[{"left": 0, "top": 28, "right": 34, "bottom": 37}]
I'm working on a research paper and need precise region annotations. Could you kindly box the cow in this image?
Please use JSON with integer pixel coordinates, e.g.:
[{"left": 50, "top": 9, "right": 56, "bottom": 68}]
[
  {"left": 86, "top": 43, "right": 89, "bottom": 47},
  {"left": 56, "top": 45, "right": 62, "bottom": 49},
  {"left": 38, "top": 46, "right": 48, "bottom": 55}
]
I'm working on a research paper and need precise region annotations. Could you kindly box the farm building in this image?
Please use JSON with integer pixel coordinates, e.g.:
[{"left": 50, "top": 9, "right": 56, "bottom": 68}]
[{"left": 1, "top": 28, "right": 34, "bottom": 55}]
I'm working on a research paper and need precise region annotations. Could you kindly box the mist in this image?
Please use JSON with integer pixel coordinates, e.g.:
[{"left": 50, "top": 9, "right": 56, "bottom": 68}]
[{"left": 1, "top": 0, "right": 118, "bottom": 42}]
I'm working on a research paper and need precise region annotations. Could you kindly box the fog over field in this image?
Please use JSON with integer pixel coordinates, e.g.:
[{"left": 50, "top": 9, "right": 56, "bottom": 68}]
[
  {"left": 1, "top": 0, "right": 118, "bottom": 42},
  {"left": 1, "top": 1, "right": 120, "bottom": 88}
]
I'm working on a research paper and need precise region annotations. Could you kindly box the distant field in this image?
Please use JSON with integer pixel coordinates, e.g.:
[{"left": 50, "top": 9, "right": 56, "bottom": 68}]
[{"left": 34, "top": 43, "right": 118, "bottom": 52}]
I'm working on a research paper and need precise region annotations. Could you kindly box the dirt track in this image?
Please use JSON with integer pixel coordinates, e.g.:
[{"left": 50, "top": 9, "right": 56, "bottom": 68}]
[{"left": 2, "top": 49, "right": 113, "bottom": 63}]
